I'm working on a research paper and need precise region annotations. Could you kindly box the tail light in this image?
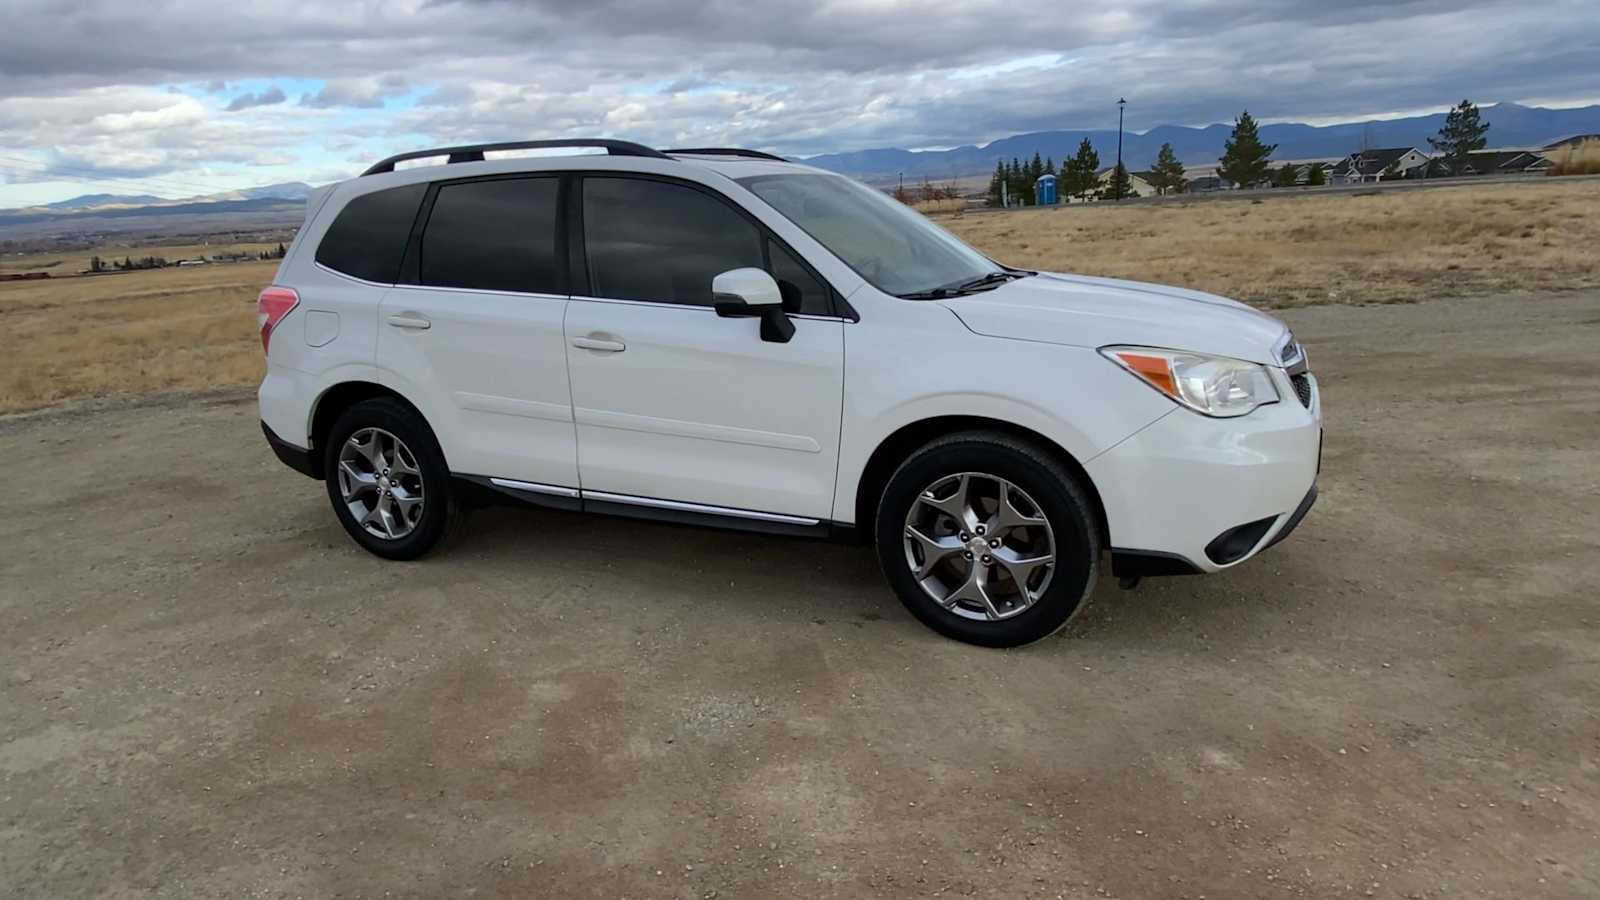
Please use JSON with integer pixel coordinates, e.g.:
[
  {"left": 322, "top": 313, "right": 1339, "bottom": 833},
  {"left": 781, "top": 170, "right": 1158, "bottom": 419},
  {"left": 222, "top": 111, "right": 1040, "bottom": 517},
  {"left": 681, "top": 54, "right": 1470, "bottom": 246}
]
[{"left": 256, "top": 286, "right": 299, "bottom": 354}]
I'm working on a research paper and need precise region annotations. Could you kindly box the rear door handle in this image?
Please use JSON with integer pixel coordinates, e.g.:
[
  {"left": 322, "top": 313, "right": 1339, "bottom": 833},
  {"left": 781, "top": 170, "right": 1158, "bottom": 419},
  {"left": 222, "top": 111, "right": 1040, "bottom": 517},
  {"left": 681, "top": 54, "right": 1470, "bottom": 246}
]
[
  {"left": 571, "top": 336, "right": 626, "bottom": 353},
  {"left": 386, "top": 313, "right": 431, "bottom": 330}
]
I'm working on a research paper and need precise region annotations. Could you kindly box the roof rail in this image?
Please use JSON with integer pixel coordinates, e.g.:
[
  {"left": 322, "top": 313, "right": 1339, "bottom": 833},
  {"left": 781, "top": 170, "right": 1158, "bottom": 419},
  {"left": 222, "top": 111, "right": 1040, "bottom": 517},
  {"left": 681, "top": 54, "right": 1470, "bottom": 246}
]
[
  {"left": 361, "top": 139, "right": 670, "bottom": 176},
  {"left": 663, "top": 147, "right": 787, "bottom": 162}
]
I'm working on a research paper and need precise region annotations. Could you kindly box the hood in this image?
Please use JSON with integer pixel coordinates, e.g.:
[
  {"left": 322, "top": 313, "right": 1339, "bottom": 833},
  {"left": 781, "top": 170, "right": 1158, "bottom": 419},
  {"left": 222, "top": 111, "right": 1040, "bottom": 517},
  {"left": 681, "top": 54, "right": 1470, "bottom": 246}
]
[{"left": 940, "top": 272, "right": 1289, "bottom": 365}]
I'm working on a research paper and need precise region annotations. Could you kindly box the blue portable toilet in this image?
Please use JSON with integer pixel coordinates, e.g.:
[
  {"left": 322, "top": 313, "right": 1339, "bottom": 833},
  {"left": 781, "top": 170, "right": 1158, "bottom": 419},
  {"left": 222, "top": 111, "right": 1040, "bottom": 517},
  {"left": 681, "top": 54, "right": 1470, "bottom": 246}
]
[{"left": 1034, "top": 174, "right": 1058, "bottom": 206}]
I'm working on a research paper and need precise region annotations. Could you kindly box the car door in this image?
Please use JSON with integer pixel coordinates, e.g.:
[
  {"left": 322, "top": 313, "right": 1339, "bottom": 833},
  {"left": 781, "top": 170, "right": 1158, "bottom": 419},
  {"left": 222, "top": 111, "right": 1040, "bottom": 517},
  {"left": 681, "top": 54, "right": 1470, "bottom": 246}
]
[
  {"left": 564, "top": 175, "right": 845, "bottom": 521},
  {"left": 376, "top": 175, "right": 579, "bottom": 493}
]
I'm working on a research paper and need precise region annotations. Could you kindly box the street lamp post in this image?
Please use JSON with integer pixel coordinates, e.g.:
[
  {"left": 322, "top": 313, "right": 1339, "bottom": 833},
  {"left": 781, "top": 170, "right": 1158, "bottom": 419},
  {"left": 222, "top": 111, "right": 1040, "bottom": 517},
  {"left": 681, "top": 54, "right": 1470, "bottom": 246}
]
[{"left": 1115, "top": 97, "right": 1127, "bottom": 202}]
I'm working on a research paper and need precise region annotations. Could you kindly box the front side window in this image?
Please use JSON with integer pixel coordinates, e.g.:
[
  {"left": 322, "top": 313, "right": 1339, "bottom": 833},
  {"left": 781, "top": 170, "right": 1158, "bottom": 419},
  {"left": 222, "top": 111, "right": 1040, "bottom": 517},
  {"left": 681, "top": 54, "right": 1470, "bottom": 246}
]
[
  {"left": 315, "top": 183, "right": 426, "bottom": 283},
  {"left": 737, "top": 173, "right": 997, "bottom": 297},
  {"left": 419, "top": 177, "right": 561, "bottom": 294},
  {"left": 582, "top": 177, "right": 763, "bottom": 306}
]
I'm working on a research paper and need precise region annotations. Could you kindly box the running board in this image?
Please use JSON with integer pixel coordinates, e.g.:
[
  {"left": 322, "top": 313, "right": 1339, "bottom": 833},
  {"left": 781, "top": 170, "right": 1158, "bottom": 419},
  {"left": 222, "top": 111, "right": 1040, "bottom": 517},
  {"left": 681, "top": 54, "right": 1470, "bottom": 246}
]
[{"left": 455, "top": 475, "right": 832, "bottom": 539}]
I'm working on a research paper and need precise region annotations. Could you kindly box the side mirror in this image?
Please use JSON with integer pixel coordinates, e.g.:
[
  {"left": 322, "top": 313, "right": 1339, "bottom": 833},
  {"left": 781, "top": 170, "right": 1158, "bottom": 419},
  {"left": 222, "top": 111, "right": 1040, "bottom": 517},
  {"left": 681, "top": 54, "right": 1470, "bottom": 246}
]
[{"left": 712, "top": 267, "right": 795, "bottom": 343}]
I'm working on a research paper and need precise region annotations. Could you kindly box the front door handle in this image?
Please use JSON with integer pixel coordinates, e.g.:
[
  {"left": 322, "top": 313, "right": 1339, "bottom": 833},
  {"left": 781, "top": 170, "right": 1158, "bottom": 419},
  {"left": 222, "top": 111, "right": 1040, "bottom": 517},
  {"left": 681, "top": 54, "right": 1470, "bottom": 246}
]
[
  {"left": 386, "top": 313, "right": 431, "bottom": 330},
  {"left": 571, "top": 336, "right": 626, "bottom": 353}
]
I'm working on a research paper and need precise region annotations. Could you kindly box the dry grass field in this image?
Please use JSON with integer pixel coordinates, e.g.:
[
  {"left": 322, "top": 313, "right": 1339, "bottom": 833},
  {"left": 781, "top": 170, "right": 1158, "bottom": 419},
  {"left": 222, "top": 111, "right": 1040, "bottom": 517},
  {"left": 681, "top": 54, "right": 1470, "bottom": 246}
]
[
  {"left": 943, "top": 176, "right": 1600, "bottom": 308},
  {"left": 0, "top": 259, "right": 273, "bottom": 412},
  {"left": 1, "top": 178, "right": 1596, "bottom": 415},
  {"left": 0, "top": 240, "right": 284, "bottom": 276}
]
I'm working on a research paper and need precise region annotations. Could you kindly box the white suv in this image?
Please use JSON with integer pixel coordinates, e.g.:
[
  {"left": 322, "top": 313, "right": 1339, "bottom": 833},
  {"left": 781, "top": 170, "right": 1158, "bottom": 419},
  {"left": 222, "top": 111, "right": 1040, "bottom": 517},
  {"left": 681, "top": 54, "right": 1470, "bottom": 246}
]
[{"left": 258, "top": 140, "right": 1321, "bottom": 647}]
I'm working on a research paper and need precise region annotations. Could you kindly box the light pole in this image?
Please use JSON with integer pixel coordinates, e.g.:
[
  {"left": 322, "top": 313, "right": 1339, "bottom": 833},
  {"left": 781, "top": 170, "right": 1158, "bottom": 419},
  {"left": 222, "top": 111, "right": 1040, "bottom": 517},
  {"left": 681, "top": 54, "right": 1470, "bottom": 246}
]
[{"left": 1115, "top": 97, "right": 1127, "bottom": 201}]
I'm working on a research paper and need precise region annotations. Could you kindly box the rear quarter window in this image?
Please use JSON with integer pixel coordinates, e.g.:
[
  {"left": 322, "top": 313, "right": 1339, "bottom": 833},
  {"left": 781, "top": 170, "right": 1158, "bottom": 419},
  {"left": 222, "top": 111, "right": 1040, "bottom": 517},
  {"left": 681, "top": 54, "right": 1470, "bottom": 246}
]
[{"left": 314, "top": 183, "right": 426, "bottom": 284}]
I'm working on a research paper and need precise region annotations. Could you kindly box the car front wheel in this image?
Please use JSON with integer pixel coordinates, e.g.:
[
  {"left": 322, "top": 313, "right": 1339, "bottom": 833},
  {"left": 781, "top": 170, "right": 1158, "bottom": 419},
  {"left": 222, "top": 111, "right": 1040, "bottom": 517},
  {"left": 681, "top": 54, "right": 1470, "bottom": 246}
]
[{"left": 875, "top": 432, "right": 1100, "bottom": 647}]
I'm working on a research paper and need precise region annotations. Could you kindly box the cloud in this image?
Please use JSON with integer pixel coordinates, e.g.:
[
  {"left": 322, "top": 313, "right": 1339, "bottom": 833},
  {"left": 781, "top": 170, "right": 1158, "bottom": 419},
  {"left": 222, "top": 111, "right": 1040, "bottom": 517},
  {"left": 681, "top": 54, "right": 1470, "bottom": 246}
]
[
  {"left": 300, "top": 75, "right": 409, "bottom": 109},
  {"left": 225, "top": 86, "right": 286, "bottom": 111},
  {"left": 0, "top": 0, "right": 1597, "bottom": 200}
]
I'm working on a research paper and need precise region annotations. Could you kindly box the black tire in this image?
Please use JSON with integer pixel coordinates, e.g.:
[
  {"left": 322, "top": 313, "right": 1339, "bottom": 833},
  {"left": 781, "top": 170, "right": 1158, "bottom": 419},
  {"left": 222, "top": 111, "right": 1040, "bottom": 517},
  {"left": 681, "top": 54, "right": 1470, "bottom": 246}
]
[
  {"left": 323, "top": 397, "right": 460, "bottom": 560},
  {"left": 875, "top": 431, "right": 1100, "bottom": 647}
]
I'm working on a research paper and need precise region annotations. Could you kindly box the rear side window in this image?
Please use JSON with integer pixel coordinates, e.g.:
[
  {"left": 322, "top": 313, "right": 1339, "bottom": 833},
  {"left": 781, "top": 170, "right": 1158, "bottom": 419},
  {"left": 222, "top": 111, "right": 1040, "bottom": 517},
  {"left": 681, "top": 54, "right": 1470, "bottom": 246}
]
[
  {"left": 314, "top": 183, "right": 425, "bottom": 283},
  {"left": 419, "top": 177, "right": 562, "bottom": 294},
  {"left": 582, "top": 177, "right": 763, "bottom": 306}
]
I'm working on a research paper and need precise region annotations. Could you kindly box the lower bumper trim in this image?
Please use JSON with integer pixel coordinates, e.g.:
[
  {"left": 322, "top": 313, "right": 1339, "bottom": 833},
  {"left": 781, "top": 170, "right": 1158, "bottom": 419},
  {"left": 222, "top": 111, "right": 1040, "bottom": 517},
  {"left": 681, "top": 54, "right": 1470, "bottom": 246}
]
[
  {"left": 1110, "top": 549, "right": 1204, "bottom": 578},
  {"left": 261, "top": 421, "right": 318, "bottom": 479},
  {"left": 1261, "top": 483, "right": 1318, "bottom": 553}
]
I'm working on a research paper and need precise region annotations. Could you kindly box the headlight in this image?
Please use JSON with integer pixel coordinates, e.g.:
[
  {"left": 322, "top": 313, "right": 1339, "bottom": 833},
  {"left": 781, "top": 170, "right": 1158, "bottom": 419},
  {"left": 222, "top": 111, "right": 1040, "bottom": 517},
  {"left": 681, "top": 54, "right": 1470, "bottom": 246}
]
[{"left": 1100, "top": 346, "right": 1280, "bottom": 417}]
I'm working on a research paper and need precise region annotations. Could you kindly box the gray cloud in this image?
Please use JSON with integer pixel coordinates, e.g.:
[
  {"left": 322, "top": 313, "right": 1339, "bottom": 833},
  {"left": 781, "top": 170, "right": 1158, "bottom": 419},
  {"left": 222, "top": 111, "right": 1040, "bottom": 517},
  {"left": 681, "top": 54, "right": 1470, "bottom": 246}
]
[
  {"left": 300, "top": 75, "right": 409, "bottom": 109},
  {"left": 224, "top": 86, "right": 286, "bottom": 111},
  {"left": 0, "top": 0, "right": 1596, "bottom": 180}
]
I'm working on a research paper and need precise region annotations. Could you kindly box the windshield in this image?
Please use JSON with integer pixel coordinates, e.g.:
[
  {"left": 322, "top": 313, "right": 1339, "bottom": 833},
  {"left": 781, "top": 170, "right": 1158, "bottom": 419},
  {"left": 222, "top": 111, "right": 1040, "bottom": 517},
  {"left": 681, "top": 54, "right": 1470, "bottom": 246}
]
[{"left": 736, "top": 172, "right": 1000, "bottom": 297}]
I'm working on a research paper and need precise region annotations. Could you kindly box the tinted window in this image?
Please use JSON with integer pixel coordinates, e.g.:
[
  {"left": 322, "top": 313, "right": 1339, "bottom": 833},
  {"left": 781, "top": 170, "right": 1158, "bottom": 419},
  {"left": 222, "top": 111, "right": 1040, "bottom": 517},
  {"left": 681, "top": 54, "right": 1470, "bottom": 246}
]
[
  {"left": 315, "top": 183, "right": 425, "bottom": 283},
  {"left": 582, "top": 178, "right": 762, "bottom": 306},
  {"left": 768, "top": 238, "right": 832, "bottom": 316},
  {"left": 419, "top": 178, "right": 561, "bottom": 294}
]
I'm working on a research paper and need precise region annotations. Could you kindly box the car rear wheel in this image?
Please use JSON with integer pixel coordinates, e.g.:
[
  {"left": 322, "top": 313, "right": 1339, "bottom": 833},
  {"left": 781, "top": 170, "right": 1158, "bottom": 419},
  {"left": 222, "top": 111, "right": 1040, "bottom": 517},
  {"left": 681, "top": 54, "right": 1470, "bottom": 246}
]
[
  {"left": 875, "top": 432, "right": 1100, "bottom": 647},
  {"left": 323, "top": 398, "right": 459, "bottom": 560}
]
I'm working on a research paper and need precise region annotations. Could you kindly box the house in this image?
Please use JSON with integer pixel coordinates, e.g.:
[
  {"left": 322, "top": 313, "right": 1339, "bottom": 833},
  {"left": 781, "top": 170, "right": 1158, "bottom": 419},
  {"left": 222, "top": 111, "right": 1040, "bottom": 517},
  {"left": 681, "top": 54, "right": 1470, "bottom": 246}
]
[
  {"left": 1327, "top": 147, "right": 1431, "bottom": 183},
  {"left": 1090, "top": 167, "right": 1157, "bottom": 199},
  {"left": 1412, "top": 150, "right": 1551, "bottom": 178},
  {"left": 1544, "top": 134, "right": 1600, "bottom": 151}
]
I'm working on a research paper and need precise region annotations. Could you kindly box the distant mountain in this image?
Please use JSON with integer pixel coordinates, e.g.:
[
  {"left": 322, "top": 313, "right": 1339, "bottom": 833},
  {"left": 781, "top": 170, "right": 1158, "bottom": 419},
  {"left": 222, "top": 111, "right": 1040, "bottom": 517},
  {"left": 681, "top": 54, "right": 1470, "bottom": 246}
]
[
  {"left": 0, "top": 196, "right": 305, "bottom": 228},
  {"left": 805, "top": 102, "right": 1600, "bottom": 179},
  {"left": 2, "top": 181, "right": 315, "bottom": 218},
  {"left": 42, "top": 192, "right": 167, "bottom": 210}
]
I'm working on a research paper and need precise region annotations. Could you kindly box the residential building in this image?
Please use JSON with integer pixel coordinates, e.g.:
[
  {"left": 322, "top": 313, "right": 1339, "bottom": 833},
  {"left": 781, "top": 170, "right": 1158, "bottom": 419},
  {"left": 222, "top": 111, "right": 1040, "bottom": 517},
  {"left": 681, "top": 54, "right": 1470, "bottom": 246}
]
[
  {"left": 1412, "top": 150, "right": 1551, "bottom": 178},
  {"left": 1327, "top": 147, "right": 1431, "bottom": 184}
]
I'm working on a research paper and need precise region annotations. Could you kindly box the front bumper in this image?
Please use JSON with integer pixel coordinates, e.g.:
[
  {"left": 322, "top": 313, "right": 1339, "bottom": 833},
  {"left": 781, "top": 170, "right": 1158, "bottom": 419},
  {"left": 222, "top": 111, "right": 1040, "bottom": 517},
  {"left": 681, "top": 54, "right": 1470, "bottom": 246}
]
[{"left": 1089, "top": 372, "right": 1321, "bottom": 574}]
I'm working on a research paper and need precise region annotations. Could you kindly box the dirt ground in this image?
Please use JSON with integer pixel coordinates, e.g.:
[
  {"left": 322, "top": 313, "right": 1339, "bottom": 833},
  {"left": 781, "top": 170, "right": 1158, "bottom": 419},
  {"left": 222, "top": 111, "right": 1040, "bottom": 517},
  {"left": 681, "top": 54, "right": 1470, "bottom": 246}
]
[{"left": 2, "top": 291, "right": 1598, "bottom": 899}]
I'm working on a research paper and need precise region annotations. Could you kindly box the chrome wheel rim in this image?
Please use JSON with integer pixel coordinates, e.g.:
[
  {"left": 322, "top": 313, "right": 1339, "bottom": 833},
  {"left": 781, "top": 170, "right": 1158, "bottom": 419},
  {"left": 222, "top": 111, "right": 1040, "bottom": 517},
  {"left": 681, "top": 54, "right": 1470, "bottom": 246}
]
[
  {"left": 903, "top": 472, "right": 1056, "bottom": 621},
  {"left": 337, "top": 427, "right": 424, "bottom": 540}
]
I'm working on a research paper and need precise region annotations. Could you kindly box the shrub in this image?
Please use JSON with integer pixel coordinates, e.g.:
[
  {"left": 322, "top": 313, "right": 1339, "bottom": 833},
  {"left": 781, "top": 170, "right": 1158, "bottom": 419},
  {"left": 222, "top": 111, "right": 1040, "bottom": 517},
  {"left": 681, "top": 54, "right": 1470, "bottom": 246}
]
[{"left": 1547, "top": 139, "right": 1600, "bottom": 176}]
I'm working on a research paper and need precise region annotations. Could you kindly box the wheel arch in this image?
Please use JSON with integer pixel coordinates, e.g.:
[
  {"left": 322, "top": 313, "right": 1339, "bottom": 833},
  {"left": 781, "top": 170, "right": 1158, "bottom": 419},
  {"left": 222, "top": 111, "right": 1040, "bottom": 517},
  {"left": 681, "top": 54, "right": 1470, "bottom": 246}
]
[
  {"left": 307, "top": 381, "right": 434, "bottom": 478},
  {"left": 850, "top": 415, "right": 1110, "bottom": 549}
]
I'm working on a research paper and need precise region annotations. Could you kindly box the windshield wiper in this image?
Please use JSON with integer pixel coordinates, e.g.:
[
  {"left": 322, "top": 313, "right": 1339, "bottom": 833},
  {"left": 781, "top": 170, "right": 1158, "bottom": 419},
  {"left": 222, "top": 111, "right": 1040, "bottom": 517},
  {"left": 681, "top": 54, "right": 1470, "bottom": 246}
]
[
  {"left": 951, "top": 270, "right": 1022, "bottom": 292},
  {"left": 898, "top": 270, "right": 1023, "bottom": 300}
]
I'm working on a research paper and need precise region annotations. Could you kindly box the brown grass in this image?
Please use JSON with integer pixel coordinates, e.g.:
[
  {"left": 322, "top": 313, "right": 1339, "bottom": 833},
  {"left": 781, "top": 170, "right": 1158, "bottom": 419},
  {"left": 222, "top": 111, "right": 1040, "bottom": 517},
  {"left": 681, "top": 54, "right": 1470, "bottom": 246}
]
[
  {"left": 2, "top": 178, "right": 1598, "bottom": 415},
  {"left": 0, "top": 260, "right": 271, "bottom": 413},
  {"left": 0, "top": 241, "right": 284, "bottom": 275},
  {"left": 941, "top": 177, "right": 1600, "bottom": 308},
  {"left": 1546, "top": 139, "right": 1600, "bottom": 176},
  {"left": 911, "top": 198, "right": 968, "bottom": 215}
]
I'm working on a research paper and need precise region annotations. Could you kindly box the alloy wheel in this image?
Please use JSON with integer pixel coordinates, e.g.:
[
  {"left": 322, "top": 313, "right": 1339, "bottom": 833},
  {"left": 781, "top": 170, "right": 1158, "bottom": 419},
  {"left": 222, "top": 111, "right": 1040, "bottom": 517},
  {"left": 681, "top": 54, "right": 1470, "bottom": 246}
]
[
  {"left": 337, "top": 427, "right": 425, "bottom": 540},
  {"left": 902, "top": 472, "right": 1056, "bottom": 621}
]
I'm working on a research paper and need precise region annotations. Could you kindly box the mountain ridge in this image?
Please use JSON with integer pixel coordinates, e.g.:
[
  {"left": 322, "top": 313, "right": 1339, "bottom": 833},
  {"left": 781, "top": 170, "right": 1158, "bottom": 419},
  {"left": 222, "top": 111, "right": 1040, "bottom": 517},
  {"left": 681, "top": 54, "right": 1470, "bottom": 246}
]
[
  {"left": 803, "top": 102, "right": 1600, "bottom": 179},
  {"left": 2, "top": 181, "right": 314, "bottom": 218}
]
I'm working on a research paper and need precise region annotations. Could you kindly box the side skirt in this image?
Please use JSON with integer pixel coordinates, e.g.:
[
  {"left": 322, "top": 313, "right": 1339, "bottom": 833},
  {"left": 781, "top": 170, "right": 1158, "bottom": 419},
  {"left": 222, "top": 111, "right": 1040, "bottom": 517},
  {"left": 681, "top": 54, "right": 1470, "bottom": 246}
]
[{"left": 453, "top": 474, "right": 840, "bottom": 540}]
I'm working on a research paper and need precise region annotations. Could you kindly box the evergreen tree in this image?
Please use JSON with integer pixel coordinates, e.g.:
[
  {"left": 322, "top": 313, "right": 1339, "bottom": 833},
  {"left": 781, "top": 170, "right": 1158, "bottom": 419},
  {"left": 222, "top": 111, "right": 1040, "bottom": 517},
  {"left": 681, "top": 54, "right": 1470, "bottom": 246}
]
[
  {"left": 1029, "top": 151, "right": 1044, "bottom": 182},
  {"left": 1044, "top": 156, "right": 1056, "bottom": 176},
  {"left": 1100, "top": 163, "right": 1139, "bottom": 200},
  {"left": 90, "top": 255, "right": 103, "bottom": 273},
  {"left": 1306, "top": 164, "right": 1326, "bottom": 186},
  {"left": 1148, "top": 142, "right": 1186, "bottom": 195},
  {"left": 1273, "top": 161, "right": 1301, "bottom": 187},
  {"left": 1218, "top": 110, "right": 1277, "bottom": 188},
  {"left": 1062, "top": 137, "right": 1100, "bottom": 200},
  {"left": 1428, "top": 99, "right": 1490, "bottom": 164},
  {"left": 987, "top": 159, "right": 1006, "bottom": 207},
  {"left": 1007, "top": 157, "right": 1026, "bottom": 206}
]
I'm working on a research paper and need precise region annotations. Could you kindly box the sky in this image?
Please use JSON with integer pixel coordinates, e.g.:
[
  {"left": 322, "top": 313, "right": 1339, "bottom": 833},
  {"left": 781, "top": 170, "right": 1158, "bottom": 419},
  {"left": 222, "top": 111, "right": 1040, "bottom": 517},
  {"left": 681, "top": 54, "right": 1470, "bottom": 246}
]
[{"left": 2, "top": 0, "right": 1598, "bottom": 206}]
